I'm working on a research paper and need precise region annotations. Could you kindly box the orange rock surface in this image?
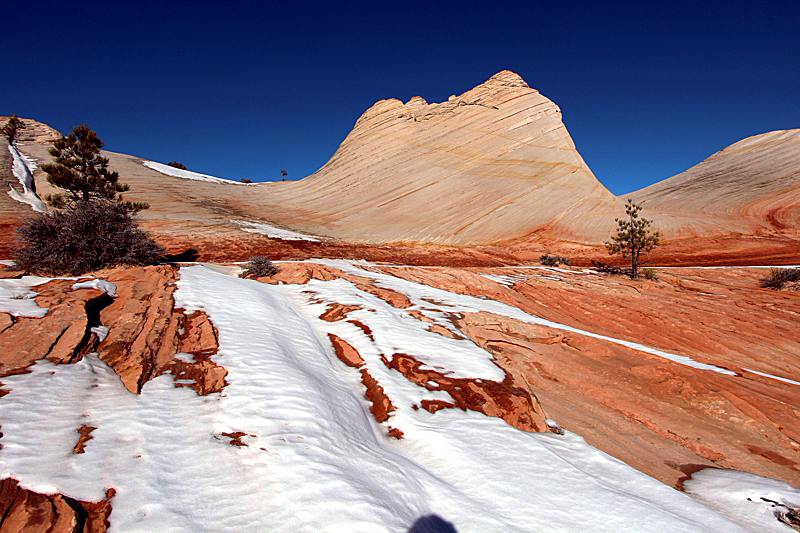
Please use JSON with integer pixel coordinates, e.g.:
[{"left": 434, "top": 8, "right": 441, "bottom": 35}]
[{"left": 370, "top": 264, "right": 800, "bottom": 488}]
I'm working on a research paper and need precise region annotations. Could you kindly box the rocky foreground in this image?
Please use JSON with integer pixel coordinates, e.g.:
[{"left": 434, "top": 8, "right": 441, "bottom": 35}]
[{"left": 0, "top": 260, "right": 797, "bottom": 531}]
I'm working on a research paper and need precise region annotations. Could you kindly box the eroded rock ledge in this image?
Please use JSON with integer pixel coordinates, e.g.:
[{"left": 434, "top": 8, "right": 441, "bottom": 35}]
[
  {"left": 0, "top": 265, "right": 228, "bottom": 531},
  {"left": 0, "top": 265, "right": 226, "bottom": 395}
]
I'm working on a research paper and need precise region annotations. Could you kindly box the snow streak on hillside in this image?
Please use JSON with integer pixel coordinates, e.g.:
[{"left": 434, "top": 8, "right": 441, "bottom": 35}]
[
  {"left": 0, "top": 264, "right": 782, "bottom": 532},
  {"left": 7, "top": 145, "right": 46, "bottom": 212},
  {"left": 142, "top": 160, "right": 247, "bottom": 185}
]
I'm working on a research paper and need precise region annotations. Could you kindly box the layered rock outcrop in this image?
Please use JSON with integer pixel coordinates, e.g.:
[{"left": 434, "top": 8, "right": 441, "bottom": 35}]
[
  {"left": 0, "top": 265, "right": 225, "bottom": 393},
  {"left": 10, "top": 72, "right": 626, "bottom": 248},
  {"left": 0, "top": 478, "right": 113, "bottom": 533},
  {"left": 626, "top": 129, "right": 800, "bottom": 240},
  {"left": 370, "top": 264, "right": 800, "bottom": 489},
  {"left": 5, "top": 78, "right": 799, "bottom": 263},
  {"left": 248, "top": 71, "right": 624, "bottom": 244}
]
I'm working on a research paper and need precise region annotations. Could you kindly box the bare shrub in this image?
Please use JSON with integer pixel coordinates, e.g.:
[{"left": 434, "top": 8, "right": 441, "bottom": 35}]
[
  {"left": 167, "top": 162, "right": 187, "bottom": 170},
  {"left": 539, "top": 254, "right": 571, "bottom": 267},
  {"left": 13, "top": 202, "right": 164, "bottom": 276},
  {"left": 240, "top": 256, "right": 279, "bottom": 278},
  {"left": 762, "top": 268, "right": 800, "bottom": 290},
  {"left": 591, "top": 260, "right": 625, "bottom": 276}
]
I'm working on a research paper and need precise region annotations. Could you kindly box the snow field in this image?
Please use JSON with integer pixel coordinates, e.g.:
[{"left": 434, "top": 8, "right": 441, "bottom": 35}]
[{"left": 0, "top": 263, "right": 789, "bottom": 531}]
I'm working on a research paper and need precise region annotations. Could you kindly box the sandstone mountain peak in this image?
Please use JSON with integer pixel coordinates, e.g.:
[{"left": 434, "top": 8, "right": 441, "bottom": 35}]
[
  {"left": 483, "top": 70, "right": 530, "bottom": 88},
  {"left": 6, "top": 77, "right": 800, "bottom": 264},
  {"left": 203, "top": 68, "right": 621, "bottom": 245}
]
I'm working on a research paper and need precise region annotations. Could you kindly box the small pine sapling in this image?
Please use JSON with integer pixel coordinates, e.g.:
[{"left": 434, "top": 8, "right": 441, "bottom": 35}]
[
  {"left": 1, "top": 114, "right": 24, "bottom": 144},
  {"left": 41, "top": 124, "right": 148, "bottom": 212},
  {"left": 605, "top": 199, "right": 660, "bottom": 279}
]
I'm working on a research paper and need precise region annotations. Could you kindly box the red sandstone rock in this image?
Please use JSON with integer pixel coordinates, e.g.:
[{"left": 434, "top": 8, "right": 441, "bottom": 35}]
[
  {"left": 72, "top": 425, "right": 96, "bottom": 455},
  {"left": 0, "top": 265, "right": 226, "bottom": 396},
  {"left": 319, "top": 303, "right": 363, "bottom": 322},
  {"left": 0, "top": 279, "right": 97, "bottom": 374},
  {"left": 327, "top": 333, "right": 364, "bottom": 368},
  {"left": 0, "top": 478, "right": 113, "bottom": 533},
  {"left": 386, "top": 352, "right": 548, "bottom": 433},
  {"left": 94, "top": 266, "right": 226, "bottom": 395},
  {"left": 382, "top": 265, "right": 800, "bottom": 489},
  {"left": 327, "top": 333, "right": 397, "bottom": 437}
]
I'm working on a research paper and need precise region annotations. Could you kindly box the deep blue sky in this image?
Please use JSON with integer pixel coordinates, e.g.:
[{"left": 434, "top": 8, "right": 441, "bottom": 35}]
[{"left": 3, "top": 1, "right": 798, "bottom": 194}]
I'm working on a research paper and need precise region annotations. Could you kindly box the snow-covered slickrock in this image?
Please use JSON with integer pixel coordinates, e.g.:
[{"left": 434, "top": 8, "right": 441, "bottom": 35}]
[{"left": 4, "top": 262, "right": 800, "bottom": 531}]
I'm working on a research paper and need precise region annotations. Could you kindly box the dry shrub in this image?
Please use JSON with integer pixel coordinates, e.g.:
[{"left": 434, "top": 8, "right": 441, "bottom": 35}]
[
  {"left": 13, "top": 202, "right": 164, "bottom": 276},
  {"left": 240, "top": 256, "right": 279, "bottom": 278},
  {"left": 539, "top": 254, "right": 571, "bottom": 267},
  {"left": 762, "top": 268, "right": 800, "bottom": 290}
]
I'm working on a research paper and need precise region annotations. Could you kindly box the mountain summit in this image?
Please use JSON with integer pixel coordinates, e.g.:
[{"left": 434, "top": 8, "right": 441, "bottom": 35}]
[{"left": 249, "top": 70, "right": 623, "bottom": 244}]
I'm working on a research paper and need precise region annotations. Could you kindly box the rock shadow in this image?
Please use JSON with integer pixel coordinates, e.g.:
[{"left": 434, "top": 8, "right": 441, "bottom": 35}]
[
  {"left": 407, "top": 514, "right": 458, "bottom": 533},
  {"left": 164, "top": 248, "right": 200, "bottom": 262}
]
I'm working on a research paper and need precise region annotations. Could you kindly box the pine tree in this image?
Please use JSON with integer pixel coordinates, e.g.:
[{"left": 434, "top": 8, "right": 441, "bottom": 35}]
[
  {"left": 14, "top": 124, "right": 160, "bottom": 275},
  {"left": 605, "top": 199, "right": 660, "bottom": 279},
  {"left": 1, "top": 114, "right": 24, "bottom": 144},
  {"left": 41, "top": 124, "right": 148, "bottom": 211}
]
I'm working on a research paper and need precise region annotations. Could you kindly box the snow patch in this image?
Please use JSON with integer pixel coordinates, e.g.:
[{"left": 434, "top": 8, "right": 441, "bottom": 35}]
[
  {"left": 71, "top": 279, "right": 117, "bottom": 298},
  {"left": 0, "top": 276, "right": 52, "bottom": 317},
  {"left": 744, "top": 368, "right": 800, "bottom": 388},
  {"left": 685, "top": 469, "right": 800, "bottom": 533},
  {"left": 7, "top": 145, "right": 46, "bottom": 212},
  {"left": 142, "top": 160, "right": 246, "bottom": 185},
  {"left": 234, "top": 220, "right": 321, "bottom": 241},
  {"left": 90, "top": 326, "right": 109, "bottom": 341},
  {"left": 173, "top": 352, "right": 195, "bottom": 363}
]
